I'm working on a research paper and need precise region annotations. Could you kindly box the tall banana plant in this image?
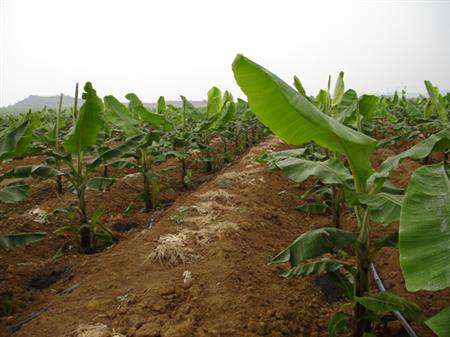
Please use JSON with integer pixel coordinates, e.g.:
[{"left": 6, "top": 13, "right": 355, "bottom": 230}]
[{"left": 232, "top": 55, "right": 449, "bottom": 337}]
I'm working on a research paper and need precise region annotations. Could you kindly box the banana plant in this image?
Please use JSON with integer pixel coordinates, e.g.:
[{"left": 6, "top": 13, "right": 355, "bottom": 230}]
[
  {"left": 45, "top": 82, "right": 114, "bottom": 252},
  {"left": 232, "top": 55, "right": 449, "bottom": 337},
  {"left": 199, "top": 87, "right": 239, "bottom": 171},
  {"left": 424, "top": 80, "right": 448, "bottom": 121},
  {"left": 103, "top": 93, "right": 167, "bottom": 210},
  {"left": 168, "top": 96, "right": 201, "bottom": 190}
]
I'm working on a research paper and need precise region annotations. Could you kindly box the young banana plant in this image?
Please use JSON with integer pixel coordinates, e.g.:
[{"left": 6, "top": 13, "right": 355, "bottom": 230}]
[
  {"left": 232, "top": 55, "right": 450, "bottom": 337},
  {"left": 52, "top": 82, "right": 118, "bottom": 253},
  {"left": 197, "top": 87, "right": 238, "bottom": 172},
  {"left": 103, "top": 93, "right": 167, "bottom": 211}
]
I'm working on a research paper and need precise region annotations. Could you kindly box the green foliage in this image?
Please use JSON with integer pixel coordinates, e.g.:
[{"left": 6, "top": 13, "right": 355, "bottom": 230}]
[
  {"left": 64, "top": 82, "right": 103, "bottom": 153},
  {"left": 232, "top": 54, "right": 377, "bottom": 189},
  {"left": 328, "top": 312, "right": 350, "bottom": 337},
  {"left": 425, "top": 307, "right": 450, "bottom": 337},
  {"left": 400, "top": 164, "right": 450, "bottom": 292},
  {"left": 0, "top": 120, "right": 31, "bottom": 162},
  {"left": 0, "top": 183, "right": 29, "bottom": 203},
  {"left": 232, "top": 54, "right": 449, "bottom": 337},
  {"left": 355, "top": 292, "right": 424, "bottom": 323},
  {"left": 275, "top": 158, "right": 353, "bottom": 186},
  {"left": 281, "top": 259, "right": 351, "bottom": 277},
  {"left": 207, "top": 86, "right": 222, "bottom": 117},
  {"left": 0, "top": 232, "right": 46, "bottom": 250},
  {"left": 332, "top": 71, "right": 345, "bottom": 107},
  {"left": 270, "top": 227, "right": 356, "bottom": 266}
]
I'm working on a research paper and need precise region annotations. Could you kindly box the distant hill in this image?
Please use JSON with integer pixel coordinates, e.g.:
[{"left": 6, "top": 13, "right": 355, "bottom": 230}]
[
  {"left": 0, "top": 95, "right": 83, "bottom": 114},
  {"left": 0, "top": 95, "right": 206, "bottom": 115}
]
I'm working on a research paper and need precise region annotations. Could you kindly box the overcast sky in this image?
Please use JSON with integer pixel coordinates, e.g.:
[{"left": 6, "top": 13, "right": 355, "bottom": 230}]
[{"left": 1, "top": 0, "right": 449, "bottom": 106}]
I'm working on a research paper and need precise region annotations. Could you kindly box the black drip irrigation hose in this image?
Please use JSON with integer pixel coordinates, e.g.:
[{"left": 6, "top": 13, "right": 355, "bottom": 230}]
[
  {"left": 8, "top": 283, "right": 80, "bottom": 334},
  {"left": 370, "top": 263, "right": 419, "bottom": 337}
]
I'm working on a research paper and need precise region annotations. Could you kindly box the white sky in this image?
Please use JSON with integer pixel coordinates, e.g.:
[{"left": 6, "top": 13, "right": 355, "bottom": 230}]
[{"left": 1, "top": 0, "right": 449, "bottom": 106}]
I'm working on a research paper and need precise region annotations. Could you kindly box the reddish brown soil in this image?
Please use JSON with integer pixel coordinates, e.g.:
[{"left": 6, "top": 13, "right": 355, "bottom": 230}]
[
  {"left": 0, "top": 145, "right": 236, "bottom": 333},
  {"left": 0, "top": 136, "right": 448, "bottom": 337}
]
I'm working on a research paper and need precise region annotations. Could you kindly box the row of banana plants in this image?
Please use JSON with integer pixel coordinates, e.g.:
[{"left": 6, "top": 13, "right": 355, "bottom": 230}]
[
  {"left": 0, "top": 83, "right": 265, "bottom": 253},
  {"left": 232, "top": 55, "right": 449, "bottom": 337}
]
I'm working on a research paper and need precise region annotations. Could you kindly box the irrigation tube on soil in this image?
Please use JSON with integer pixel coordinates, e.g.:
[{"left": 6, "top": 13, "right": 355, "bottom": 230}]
[{"left": 370, "top": 263, "right": 419, "bottom": 337}]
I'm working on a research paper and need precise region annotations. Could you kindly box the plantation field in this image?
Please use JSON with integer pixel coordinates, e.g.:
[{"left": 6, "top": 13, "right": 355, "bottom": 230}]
[{"left": 0, "top": 56, "right": 449, "bottom": 337}]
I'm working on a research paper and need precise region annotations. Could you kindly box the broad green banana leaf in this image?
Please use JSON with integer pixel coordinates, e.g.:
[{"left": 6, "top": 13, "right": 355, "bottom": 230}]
[
  {"left": 400, "top": 163, "right": 450, "bottom": 291},
  {"left": 276, "top": 158, "right": 353, "bottom": 186},
  {"left": 358, "top": 95, "right": 379, "bottom": 118},
  {"left": 64, "top": 82, "right": 103, "bottom": 153},
  {"left": 135, "top": 105, "right": 164, "bottom": 127},
  {"left": 215, "top": 101, "right": 235, "bottom": 128},
  {"left": 281, "top": 258, "right": 350, "bottom": 277},
  {"left": 180, "top": 95, "right": 203, "bottom": 121},
  {"left": 88, "top": 134, "right": 145, "bottom": 169},
  {"left": 222, "top": 90, "right": 234, "bottom": 105},
  {"left": 125, "top": 93, "right": 165, "bottom": 127},
  {"left": 337, "top": 89, "right": 357, "bottom": 123},
  {"left": 236, "top": 98, "right": 249, "bottom": 114},
  {"left": 257, "top": 148, "right": 306, "bottom": 165},
  {"left": 315, "top": 89, "right": 329, "bottom": 111},
  {"left": 425, "top": 306, "right": 450, "bottom": 337},
  {"left": 270, "top": 227, "right": 357, "bottom": 266},
  {"left": 125, "top": 93, "right": 143, "bottom": 114},
  {"left": 357, "top": 192, "right": 403, "bottom": 226},
  {"left": 232, "top": 54, "right": 377, "bottom": 189},
  {"left": 84, "top": 177, "right": 116, "bottom": 190},
  {"left": 0, "top": 164, "right": 62, "bottom": 180},
  {"left": 12, "top": 118, "right": 37, "bottom": 158},
  {"left": 104, "top": 95, "right": 139, "bottom": 135},
  {"left": 207, "top": 86, "right": 222, "bottom": 117},
  {"left": 0, "top": 184, "right": 30, "bottom": 203},
  {"left": 0, "top": 120, "right": 29, "bottom": 162},
  {"left": 0, "top": 232, "right": 46, "bottom": 250},
  {"left": 355, "top": 292, "right": 424, "bottom": 323},
  {"left": 372, "top": 127, "right": 450, "bottom": 182}
]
